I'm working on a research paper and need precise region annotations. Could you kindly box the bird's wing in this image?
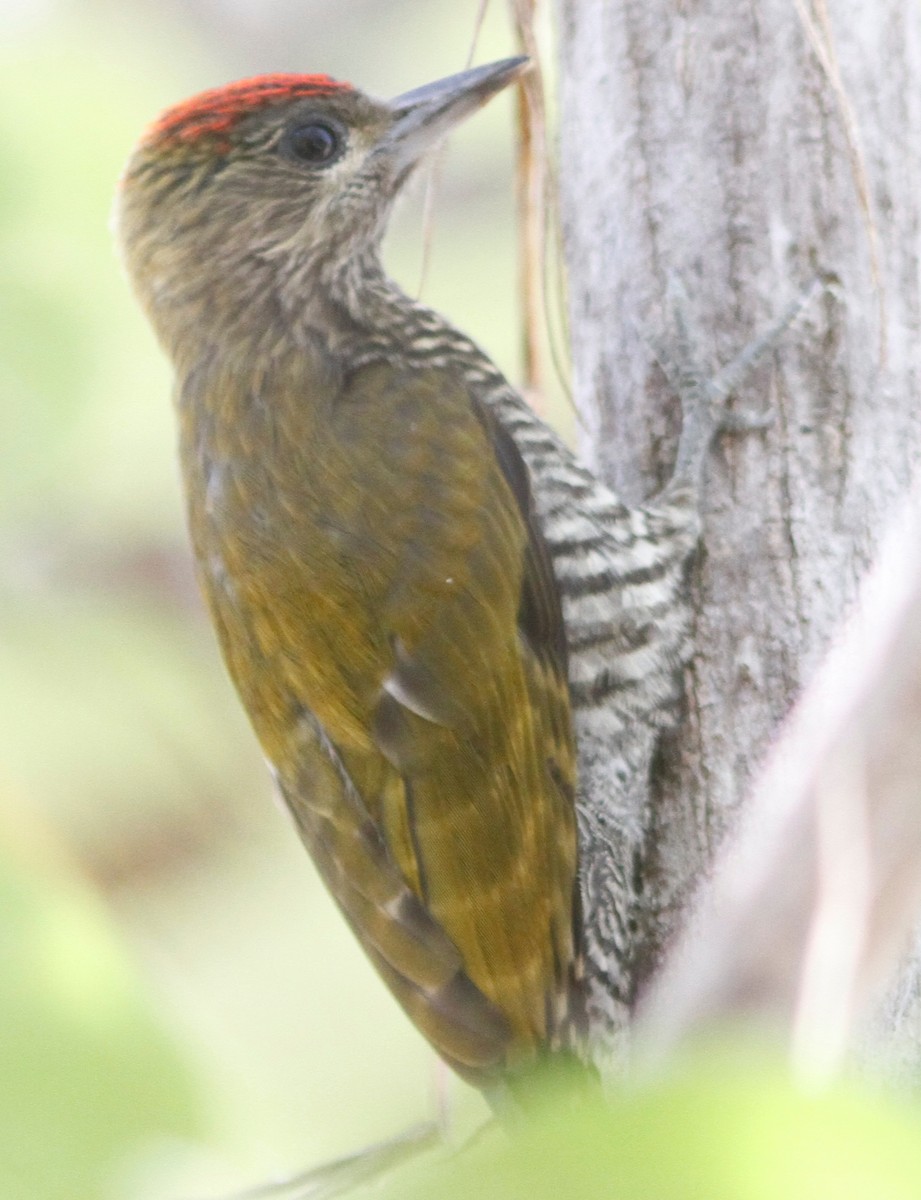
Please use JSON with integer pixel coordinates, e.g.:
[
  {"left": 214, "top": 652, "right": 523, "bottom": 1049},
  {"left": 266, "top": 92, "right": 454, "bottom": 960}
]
[
  {"left": 358, "top": 367, "right": 582, "bottom": 1060},
  {"left": 192, "top": 355, "right": 580, "bottom": 1082}
]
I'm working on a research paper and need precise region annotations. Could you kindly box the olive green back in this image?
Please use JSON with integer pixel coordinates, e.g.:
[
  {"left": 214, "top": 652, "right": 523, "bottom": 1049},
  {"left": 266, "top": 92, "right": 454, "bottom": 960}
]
[{"left": 180, "top": 348, "right": 581, "bottom": 1083}]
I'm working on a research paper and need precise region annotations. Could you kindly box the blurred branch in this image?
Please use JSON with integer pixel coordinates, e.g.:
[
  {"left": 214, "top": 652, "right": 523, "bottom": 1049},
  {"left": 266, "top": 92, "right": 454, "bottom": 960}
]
[
  {"left": 638, "top": 479, "right": 921, "bottom": 1083},
  {"left": 223, "top": 1123, "right": 439, "bottom": 1200},
  {"left": 3, "top": 531, "right": 201, "bottom": 614},
  {"left": 508, "top": 0, "right": 574, "bottom": 422},
  {"left": 509, "top": 0, "right": 547, "bottom": 404}
]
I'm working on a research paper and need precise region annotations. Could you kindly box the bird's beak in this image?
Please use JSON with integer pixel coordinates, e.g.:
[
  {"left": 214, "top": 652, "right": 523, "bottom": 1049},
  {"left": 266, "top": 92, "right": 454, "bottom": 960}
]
[{"left": 383, "top": 57, "right": 529, "bottom": 176}]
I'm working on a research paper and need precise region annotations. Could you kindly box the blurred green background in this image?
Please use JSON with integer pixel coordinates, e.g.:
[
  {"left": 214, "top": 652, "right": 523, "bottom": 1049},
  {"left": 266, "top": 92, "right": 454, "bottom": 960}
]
[{"left": 1, "top": 1, "right": 537, "bottom": 1195}]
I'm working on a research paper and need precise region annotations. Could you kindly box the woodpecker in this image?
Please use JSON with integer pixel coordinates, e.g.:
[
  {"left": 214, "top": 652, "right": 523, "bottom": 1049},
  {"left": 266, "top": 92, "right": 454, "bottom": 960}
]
[{"left": 116, "top": 57, "right": 773, "bottom": 1092}]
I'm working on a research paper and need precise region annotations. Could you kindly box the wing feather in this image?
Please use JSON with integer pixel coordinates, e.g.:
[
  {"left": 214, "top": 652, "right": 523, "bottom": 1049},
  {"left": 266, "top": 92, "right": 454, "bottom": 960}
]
[{"left": 185, "top": 353, "right": 581, "bottom": 1079}]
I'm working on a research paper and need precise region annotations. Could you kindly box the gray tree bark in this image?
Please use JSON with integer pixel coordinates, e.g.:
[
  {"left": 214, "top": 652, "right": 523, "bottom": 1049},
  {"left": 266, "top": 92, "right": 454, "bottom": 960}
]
[
  {"left": 637, "top": 484, "right": 921, "bottom": 1084},
  {"left": 555, "top": 0, "right": 921, "bottom": 1047}
]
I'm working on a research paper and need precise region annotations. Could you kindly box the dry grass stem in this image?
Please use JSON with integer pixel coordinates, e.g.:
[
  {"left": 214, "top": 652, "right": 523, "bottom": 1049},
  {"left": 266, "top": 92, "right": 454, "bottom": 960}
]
[{"left": 792, "top": 0, "right": 888, "bottom": 361}]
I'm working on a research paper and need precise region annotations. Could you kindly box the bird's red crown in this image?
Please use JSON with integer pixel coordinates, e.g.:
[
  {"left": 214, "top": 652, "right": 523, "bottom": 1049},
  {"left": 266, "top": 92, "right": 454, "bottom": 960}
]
[{"left": 146, "top": 74, "right": 353, "bottom": 147}]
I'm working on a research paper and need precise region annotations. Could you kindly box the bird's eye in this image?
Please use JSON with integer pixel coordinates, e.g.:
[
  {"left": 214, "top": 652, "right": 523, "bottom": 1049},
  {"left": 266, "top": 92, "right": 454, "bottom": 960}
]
[{"left": 284, "top": 122, "right": 343, "bottom": 166}]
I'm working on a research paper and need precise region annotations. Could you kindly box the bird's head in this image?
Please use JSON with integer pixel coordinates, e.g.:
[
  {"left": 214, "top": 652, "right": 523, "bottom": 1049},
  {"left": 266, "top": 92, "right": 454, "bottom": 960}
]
[{"left": 115, "top": 58, "right": 527, "bottom": 356}]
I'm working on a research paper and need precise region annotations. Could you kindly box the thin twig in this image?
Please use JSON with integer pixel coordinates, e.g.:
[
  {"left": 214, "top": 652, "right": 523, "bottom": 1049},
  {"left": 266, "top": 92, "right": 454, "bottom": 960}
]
[
  {"left": 508, "top": 0, "right": 575, "bottom": 423},
  {"left": 509, "top": 0, "right": 547, "bottom": 405},
  {"left": 417, "top": 1, "right": 494, "bottom": 300},
  {"left": 467, "top": 0, "right": 491, "bottom": 66},
  {"left": 206, "top": 1124, "right": 440, "bottom": 1200}
]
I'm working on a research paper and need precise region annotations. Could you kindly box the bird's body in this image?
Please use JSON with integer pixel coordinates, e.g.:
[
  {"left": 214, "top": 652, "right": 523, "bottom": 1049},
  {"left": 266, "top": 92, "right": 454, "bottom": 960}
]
[
  {"left": 116, "top": 59, "right": 703, "bottom": 1090},
  {"left": 179, "top": 323, "right": 582, "bottom": 1081}
]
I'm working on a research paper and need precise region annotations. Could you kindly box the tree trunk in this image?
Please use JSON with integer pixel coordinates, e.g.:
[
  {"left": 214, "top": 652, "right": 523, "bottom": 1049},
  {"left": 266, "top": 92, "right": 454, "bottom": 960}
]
[
  {"left": 555, "top": 1, "right": 921, "bottom": 1037},
  {"left": 636, "top": 483, "right": 921, "bottom": 1084}
]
